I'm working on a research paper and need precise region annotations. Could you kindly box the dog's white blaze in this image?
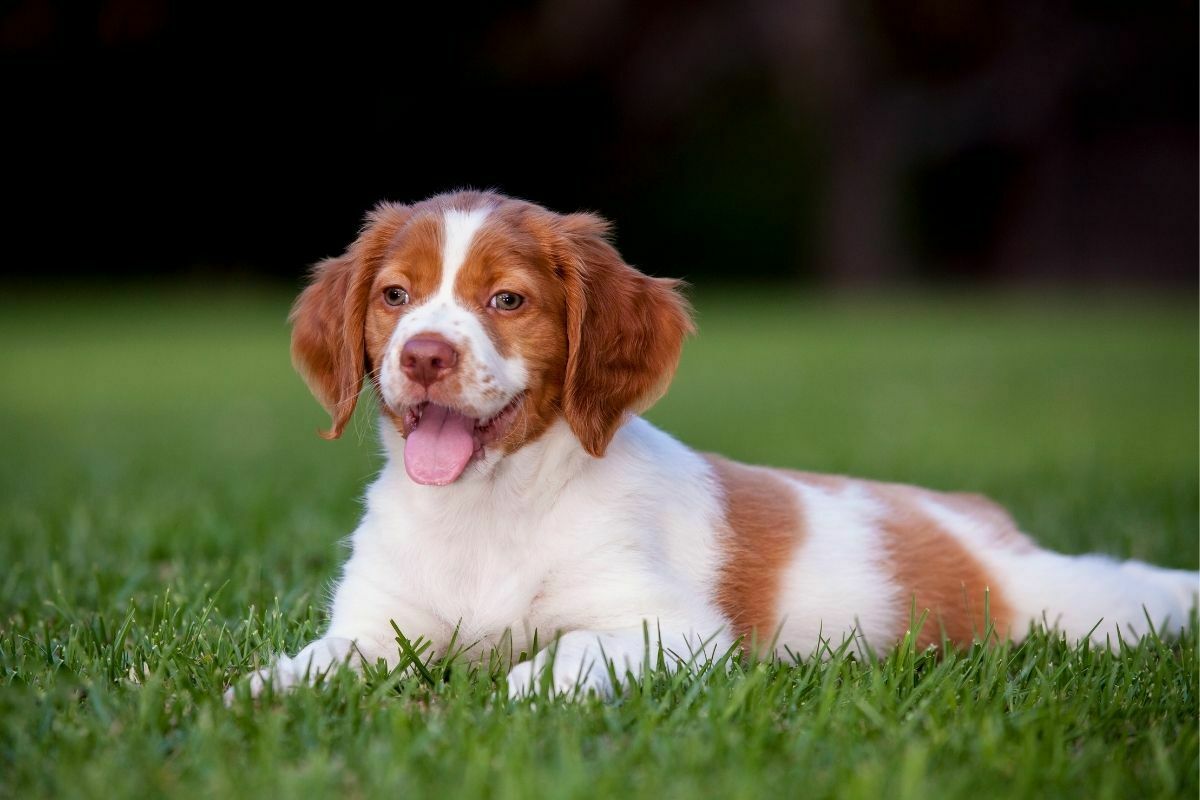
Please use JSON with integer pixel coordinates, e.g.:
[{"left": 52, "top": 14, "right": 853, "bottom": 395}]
[{"left": 438, "top": 206, "right": 491, "bottom": 301}]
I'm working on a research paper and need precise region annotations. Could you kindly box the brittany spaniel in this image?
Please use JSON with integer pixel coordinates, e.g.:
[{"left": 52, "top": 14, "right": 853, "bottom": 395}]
[{"left": 231, "top": 190, "right": 1198, "bottom": 699}]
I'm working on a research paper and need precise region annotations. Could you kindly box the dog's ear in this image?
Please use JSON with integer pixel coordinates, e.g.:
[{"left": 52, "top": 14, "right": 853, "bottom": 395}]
[
  {"left": 554, "top": 212, "right": 694, "bottom": 457},
  {"left": 289, "top": 203, "right": 413, "bottom": 439}
]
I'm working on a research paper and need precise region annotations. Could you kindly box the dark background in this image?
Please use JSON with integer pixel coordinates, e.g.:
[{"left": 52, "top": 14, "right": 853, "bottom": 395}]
[{"left": 3, "top": 0, "right": 1196, "bottom": 285}]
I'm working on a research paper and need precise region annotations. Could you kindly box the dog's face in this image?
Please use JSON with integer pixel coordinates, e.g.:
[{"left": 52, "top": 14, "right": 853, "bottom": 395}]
[{"left": 290, "top": 191, "right": 692, "bottom": 485}]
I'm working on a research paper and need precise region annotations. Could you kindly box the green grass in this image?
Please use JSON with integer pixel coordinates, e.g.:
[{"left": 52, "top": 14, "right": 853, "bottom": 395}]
[{"left": 1, "top": 286, "right": 1196, "bottom": 799}]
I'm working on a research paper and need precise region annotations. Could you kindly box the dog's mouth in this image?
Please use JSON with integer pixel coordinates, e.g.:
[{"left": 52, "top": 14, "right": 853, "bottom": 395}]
[{"left": 401, "top": 394, "right": 525, "bottom": 486}]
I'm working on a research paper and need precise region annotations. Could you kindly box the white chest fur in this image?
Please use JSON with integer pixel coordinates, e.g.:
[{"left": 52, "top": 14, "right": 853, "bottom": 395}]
[{"left": 324, "top": 418, "right": 729, "bottom": 662}]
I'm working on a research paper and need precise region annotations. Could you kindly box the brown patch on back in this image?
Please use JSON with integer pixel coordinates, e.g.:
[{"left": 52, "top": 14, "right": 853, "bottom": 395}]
[
  {"left": 790, "top": 469, "right": 1034, "bottom": 555},
  {"left": 705, "top": 454, "right": 805, "bottom": 647},
  {"left": 784, "top": 468, "right": 1026, "bottom": 647},
  {"left": 940, "top": 492, "right": 1036, "bottom": 552},
  {"left": 873, "top": 484, "right": 1014, "bottom": 648},
  {"left": 783, "top": 469, "right": 853, "bottom": 493}
]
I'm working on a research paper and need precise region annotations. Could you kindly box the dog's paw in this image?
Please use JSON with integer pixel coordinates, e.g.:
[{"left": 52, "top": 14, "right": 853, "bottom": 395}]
[
  {"left": 223, "top": 637, "right": 357, "bottom": 704},
  {"left": 223, "top": 654, "right": 307, "bottom": 704},
  {"left": 506, "top": 635, "right": 617, "bottom": 700},
  {"left": 506, "top": 658, "right": 613, "bottom": 700}
]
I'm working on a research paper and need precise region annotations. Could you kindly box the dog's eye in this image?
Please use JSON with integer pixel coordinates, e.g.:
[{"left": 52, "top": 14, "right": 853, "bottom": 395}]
[
  {"left": 489, "top": 292, "right": 524, "bottom": 311},
  {"left": 383, "top": 286, "right": 410, "bottom": 307}
]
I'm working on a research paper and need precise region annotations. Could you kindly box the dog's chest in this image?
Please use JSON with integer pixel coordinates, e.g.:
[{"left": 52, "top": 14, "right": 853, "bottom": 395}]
[{"left": 378, "top": 515, "right": 555, "bottom": 654}]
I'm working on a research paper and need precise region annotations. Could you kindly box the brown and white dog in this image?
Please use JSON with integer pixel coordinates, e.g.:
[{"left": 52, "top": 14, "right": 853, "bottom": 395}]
[{"left": 232, "top": 190, "right": 1198, "bottom": 698}]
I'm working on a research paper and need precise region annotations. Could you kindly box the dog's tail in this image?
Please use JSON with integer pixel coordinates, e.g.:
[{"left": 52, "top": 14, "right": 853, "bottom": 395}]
[{"left": 1000, "top": 549, "right": 1199, "bottom": 646}]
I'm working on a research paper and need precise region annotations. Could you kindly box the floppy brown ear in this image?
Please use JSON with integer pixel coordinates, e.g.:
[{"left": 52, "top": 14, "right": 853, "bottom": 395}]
[
  {"left": 555, "top": 212, "right": 694, "bottom": 457},
  {"left": 289, "top": 203, "right": 413, "bottom": 439}
]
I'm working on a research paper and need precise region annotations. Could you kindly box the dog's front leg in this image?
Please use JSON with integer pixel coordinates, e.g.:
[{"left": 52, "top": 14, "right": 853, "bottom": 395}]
[
  {"left": 225, "top": 568, "right": 437, "bottom": 701},
  {"left": 506, "top": 626, "right": 720, "bottom": 699}
]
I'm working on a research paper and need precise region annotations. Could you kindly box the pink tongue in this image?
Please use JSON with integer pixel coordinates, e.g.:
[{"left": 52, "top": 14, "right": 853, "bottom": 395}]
[{"left": 404, "top": 404, "right": 477, "bottom": 485}]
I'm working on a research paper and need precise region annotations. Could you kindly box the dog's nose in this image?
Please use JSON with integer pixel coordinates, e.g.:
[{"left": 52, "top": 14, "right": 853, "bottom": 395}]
[{"left": 401, "top": 337, "right": 459, "bottom": 387}]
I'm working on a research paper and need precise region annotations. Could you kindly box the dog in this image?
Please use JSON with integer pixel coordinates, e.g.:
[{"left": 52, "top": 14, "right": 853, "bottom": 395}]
[{"left": 231, "top": 190, "right": 1198, "bottom": 699}]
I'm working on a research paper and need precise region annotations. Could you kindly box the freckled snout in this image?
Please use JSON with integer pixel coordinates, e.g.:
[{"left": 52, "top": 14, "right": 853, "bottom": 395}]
[{"left": 401, "top": 336, "right": 459, "bottom": 388}]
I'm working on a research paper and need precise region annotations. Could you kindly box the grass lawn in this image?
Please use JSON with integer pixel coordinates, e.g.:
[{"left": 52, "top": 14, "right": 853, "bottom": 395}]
[{"left": 1, "top": 286, "right": 1196, "bottom": 799}]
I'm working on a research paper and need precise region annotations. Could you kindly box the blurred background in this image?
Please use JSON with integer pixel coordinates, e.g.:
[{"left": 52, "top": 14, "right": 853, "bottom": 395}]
[{"left": 2, "top": 0, "right": 1196, "bottom": 286}]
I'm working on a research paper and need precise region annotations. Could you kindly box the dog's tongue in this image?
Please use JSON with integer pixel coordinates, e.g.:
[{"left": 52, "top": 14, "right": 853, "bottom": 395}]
[{"left": 404, "top": 404, "right": 476, "bottom": 485}]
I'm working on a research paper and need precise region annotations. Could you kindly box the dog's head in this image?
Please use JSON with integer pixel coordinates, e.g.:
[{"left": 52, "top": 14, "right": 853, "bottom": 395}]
[{"left": 290, "top": 191, "right": 692, "bottom": 485}]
